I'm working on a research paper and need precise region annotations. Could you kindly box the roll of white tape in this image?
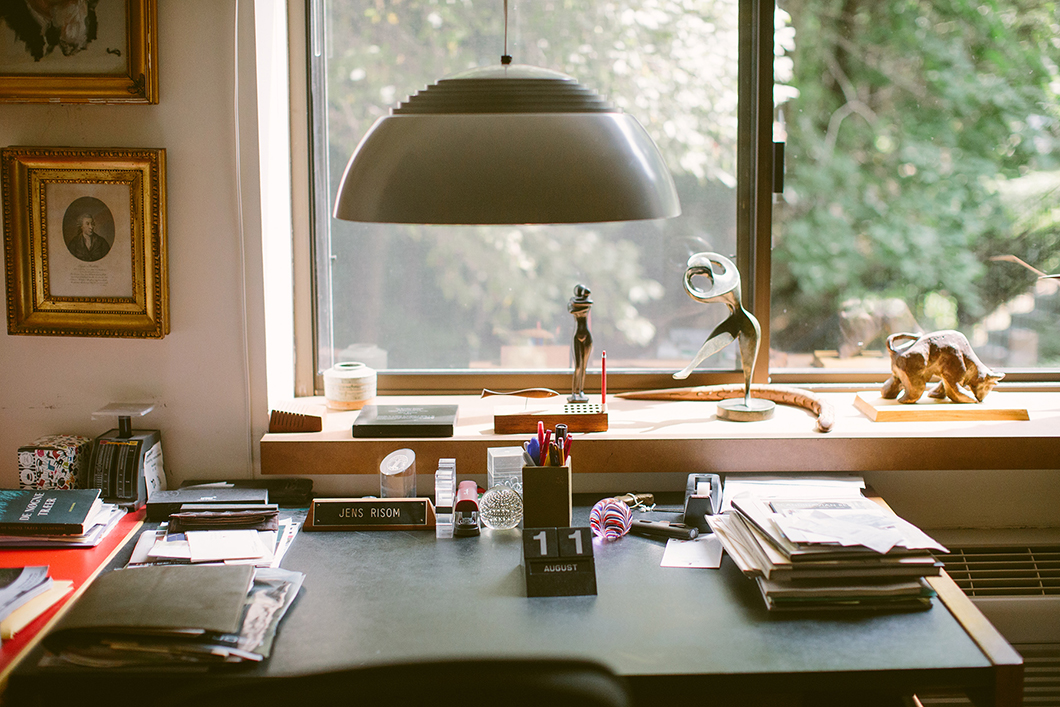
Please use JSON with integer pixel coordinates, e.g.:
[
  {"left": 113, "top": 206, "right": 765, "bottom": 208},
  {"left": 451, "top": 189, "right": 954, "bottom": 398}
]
[{"left": 323, "top": 362, "right": 377, "bottom": 410}]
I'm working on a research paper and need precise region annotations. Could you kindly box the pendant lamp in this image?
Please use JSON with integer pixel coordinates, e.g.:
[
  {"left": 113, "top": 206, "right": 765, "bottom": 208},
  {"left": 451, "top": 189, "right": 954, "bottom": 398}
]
[{"left": 332, "top": 61, "right": 681, "bottom": 225}]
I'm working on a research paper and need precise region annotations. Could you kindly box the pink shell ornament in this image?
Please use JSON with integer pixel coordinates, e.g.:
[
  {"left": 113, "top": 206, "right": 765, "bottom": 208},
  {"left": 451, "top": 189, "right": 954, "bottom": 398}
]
[{"left": 589, "top": 497, "right": 633, "bottom": 540}]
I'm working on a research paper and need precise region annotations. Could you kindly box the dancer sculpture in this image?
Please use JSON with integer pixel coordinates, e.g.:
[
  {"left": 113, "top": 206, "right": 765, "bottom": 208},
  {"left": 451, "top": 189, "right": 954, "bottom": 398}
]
[
  {"left": 568, "top": 284, "right": 593, "bottom": 403},
  {"left": 674, "top": 253, "right": 774, "bottom": 421}
]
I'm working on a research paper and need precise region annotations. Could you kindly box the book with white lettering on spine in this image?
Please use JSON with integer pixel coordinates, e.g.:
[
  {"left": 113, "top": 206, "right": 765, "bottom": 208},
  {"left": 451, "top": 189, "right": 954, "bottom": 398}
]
[{"left": 0, "top": 489, "right": 102, "bottom": 535}]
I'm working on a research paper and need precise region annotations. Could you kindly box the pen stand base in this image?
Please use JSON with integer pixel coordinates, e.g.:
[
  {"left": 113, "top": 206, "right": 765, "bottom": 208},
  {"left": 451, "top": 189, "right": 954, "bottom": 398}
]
[
  {"left": 494, "top": 404, "right": 608, "bottom": 434},
  {"left": 522, "top": 462, "right": 572, "bottom": 528},
  {"left": 523, "top": 527, "right": 597, "bottom": 598}
]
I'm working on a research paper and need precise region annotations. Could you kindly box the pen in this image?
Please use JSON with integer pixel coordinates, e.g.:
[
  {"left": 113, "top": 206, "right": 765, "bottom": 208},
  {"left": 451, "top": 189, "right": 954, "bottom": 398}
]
[
  {"left": 542, "top": 429, "right": 552, "bottom": 462},
  {"left": 562, "top": 432, "right": 572, "bottom": 463},
  {"left": 629, "top": 519, "right": 699, "bottom": 541},
  {"left": 526, "top": 437, "right": 541, "bottom": 466},
  {"left": 537, "top": 420, "right": 545, "bottom": 460}
]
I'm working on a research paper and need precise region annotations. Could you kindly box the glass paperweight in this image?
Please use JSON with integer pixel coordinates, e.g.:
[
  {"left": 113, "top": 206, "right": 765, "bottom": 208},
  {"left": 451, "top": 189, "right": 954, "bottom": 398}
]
[
  {"left": 479, "top": 485, "right": 523, "bottom": 530},
  {"left": 380, "top": 448, "right": 416, "bottom": 498},
  {"left": 487, "top": 446, "right": 524, "bottom": 493}
]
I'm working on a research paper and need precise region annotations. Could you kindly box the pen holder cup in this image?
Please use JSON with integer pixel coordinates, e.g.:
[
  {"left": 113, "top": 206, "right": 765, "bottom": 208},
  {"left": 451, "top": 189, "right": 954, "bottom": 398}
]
[{"left": 521, "top": 460, "right": 572, "bottom": 528}]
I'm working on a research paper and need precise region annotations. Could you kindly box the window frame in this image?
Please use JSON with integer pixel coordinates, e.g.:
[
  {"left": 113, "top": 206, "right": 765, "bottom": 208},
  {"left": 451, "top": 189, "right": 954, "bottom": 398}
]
[{"left": 292, "top": 0, "right": 1060, "bottom": 399}]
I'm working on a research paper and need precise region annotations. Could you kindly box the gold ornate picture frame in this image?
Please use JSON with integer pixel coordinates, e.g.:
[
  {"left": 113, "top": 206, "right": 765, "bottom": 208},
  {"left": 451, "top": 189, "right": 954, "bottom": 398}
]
[
  {"left": 0, "top": 0, "right": 158, "bottom": 104},
  {"left": 2, "top": 147, "right": 168, "bottom": 338}
]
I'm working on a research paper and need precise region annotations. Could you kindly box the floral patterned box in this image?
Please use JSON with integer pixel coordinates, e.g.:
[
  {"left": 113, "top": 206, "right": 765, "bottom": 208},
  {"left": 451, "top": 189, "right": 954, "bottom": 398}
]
[{"left": 17, "top": 434, "right": 93, "bottom": 490}]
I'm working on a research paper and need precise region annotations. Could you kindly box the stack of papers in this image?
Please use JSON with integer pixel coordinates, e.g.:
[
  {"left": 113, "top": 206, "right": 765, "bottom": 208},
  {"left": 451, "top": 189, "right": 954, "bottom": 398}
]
[
  {"left": 127, "top": 518, "right": 299, "bottom": 569},
  {"left": 709, "top": 480, "right": 947, "bottom": 612},
  {"left": 41, "top": 564, "right": 303, "bottom": 667},
  {"left": 0, "top": 566, "right": 73, "bottom": 641}
]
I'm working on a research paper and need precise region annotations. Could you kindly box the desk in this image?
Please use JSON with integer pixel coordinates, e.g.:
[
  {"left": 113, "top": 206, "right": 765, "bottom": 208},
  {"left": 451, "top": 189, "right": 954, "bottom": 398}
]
[{"left": 7, "top": 504, "right": 1022, "bottom": 707}]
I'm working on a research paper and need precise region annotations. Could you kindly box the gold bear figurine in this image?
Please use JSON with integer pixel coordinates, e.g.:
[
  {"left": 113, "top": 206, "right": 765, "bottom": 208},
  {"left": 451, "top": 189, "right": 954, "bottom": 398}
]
[{"left": 881, "top": 330, "right": 1004, "bottom": 404}]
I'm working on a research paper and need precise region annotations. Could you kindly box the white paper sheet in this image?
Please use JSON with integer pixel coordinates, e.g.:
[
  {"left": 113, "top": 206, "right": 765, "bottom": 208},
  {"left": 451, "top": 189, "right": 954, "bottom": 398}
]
[
  {"left": 721, "top": 474, "right": 865, "bottom": 512},
  {"left": 660, "top": 534, "right": 724, "bottom": 569},
  {"left": 187, "top": 529, "right": 268, "bottom": 563}
]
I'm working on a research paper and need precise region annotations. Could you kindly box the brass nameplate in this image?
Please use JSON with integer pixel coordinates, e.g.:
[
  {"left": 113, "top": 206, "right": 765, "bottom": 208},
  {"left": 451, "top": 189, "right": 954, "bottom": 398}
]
[{"left": 306, "top": 497, "right": 436, "bottom": 531}]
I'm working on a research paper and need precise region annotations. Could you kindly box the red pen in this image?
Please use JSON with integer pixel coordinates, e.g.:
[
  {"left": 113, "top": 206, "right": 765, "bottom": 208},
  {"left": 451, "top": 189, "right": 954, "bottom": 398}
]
[
  {"left": 537, "top": 420, "right": 545, "bottom": 462},
  {"left": 563, "top": 432, "right": 573, "bottom": 463}
]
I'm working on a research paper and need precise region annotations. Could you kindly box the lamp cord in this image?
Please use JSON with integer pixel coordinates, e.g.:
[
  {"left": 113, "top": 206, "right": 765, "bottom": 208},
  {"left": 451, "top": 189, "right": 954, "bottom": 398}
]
[{"left": 501, "top": 0, "right": 511, "bottom": 64}]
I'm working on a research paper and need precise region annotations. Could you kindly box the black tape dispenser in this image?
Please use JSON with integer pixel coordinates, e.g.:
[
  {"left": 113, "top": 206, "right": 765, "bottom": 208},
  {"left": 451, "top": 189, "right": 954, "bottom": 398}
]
[{"left": 683, "top": 473, "right": 722, "bottom": 533}]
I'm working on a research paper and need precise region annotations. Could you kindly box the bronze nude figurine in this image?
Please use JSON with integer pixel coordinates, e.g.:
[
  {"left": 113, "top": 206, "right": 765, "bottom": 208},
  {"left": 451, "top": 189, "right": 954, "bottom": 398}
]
[{"left": 568, "top": 284, "right": 593, "bottom": 403}]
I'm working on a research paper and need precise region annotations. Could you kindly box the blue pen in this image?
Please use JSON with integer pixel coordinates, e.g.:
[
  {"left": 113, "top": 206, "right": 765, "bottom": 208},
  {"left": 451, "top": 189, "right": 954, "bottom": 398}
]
[{"left": 526, "top": 437, "right": 541, "bottom": 465}]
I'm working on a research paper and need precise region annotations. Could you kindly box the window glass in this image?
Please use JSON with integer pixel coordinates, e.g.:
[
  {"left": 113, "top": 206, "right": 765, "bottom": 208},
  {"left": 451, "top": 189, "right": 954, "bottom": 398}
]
[
  {"left": 771, "top": 0, "right": 1060, "bottom": 373},
  {"left": 312, "top": 1, "right": 741, "bottom": 374}
]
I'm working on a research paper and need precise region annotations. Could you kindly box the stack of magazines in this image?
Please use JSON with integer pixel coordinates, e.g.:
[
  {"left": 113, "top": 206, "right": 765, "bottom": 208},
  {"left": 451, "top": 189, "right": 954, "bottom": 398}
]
[
  {"left": 709, "top": 492, "right": 948, "bottom": 612},
  {"left": 40, "top": 564, "right": 303, "bottom": 666}
]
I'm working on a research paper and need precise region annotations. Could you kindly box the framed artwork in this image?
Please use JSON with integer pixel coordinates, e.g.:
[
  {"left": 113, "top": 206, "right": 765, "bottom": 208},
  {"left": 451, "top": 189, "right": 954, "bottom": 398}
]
[
  {"left": 1, "top": 146, "right": 168, "bottom": 338},
  {"left": 0, "top": 0, "right": 158, "bottom": 103}
]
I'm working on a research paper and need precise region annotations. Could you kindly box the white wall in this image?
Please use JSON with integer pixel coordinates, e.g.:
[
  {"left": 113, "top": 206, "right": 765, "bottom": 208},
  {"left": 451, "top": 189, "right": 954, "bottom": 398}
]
[{"left": 0, "top": 1, "right": 268, "bottom": 489}]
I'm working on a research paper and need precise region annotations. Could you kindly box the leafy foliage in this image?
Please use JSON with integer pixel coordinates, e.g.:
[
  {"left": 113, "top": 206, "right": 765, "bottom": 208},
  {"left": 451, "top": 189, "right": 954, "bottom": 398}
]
[{"left": 772, "top": 0, "right": 1060, "bottom": 354}]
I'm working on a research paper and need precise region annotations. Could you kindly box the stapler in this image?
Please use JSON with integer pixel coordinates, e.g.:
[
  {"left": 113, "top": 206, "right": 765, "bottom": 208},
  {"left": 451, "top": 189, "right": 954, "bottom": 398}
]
[
  {"left": 454, "top": 480, "right": 481, "bottom": 537},
  {"left": 683, "top": 473, "right": 722, "bottom": 532}
]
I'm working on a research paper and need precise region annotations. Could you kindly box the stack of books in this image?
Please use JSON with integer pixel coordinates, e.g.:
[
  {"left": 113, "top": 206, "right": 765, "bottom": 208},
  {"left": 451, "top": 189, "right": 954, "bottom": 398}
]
[
  {"left": 0, "top": 566, "right": 73, "bottom": 641},
  {"left": 709, "top": 493, "right": 947, "bottom": 612},
  {"left": 0, "top": 489, "right": 123, "bottom": 548}
]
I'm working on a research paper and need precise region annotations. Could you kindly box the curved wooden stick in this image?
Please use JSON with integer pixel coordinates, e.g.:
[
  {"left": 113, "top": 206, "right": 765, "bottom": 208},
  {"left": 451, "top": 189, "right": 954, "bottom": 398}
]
[
  {"left": 480, "top": 388, "right": 559, "bottom": 399},
  {"left": 616, "top": 384, "right": 835, "bottom": 433}
]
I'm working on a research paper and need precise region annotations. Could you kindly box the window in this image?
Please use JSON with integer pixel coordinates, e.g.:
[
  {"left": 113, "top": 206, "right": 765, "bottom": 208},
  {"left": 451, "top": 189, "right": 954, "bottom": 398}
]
[
  {"left": 307, "top": 0, "right": 1059, "bottom": 394},
  {"left": 771, "top": 0, "right": 1060, "bottom": 379}
]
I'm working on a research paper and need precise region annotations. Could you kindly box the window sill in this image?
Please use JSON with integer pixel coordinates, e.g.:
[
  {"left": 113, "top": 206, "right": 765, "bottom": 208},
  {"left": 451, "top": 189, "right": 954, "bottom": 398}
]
[{"left": 260, "top": 391, "right": 1060, "bottom": 477}]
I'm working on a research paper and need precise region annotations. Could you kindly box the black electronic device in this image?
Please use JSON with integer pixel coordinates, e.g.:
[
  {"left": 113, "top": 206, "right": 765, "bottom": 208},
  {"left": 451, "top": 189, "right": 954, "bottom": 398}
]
[{"left": 683, "top": 473, "right": 722, "bottom": 532}]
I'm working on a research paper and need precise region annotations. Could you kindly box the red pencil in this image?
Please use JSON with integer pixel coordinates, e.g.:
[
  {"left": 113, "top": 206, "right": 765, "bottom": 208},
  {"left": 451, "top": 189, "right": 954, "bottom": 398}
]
[{"left": 601, "top": 350, "right": 607, "bottom": 407}]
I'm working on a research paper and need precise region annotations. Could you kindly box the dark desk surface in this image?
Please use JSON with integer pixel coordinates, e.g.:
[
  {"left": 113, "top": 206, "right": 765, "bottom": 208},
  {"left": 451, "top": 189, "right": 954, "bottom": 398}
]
[{"left": 8, "top": 505, "right": 1022, "bottom": 707}]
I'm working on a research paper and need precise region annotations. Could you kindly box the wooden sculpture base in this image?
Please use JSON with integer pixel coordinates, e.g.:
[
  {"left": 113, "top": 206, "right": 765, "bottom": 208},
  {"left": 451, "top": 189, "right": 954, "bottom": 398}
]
[
  {"left": 854, "top": 393, "right": 1030, "bottom": 422},
  {"left": 494, "top": 403, "right": 608, "bottom": 434}
]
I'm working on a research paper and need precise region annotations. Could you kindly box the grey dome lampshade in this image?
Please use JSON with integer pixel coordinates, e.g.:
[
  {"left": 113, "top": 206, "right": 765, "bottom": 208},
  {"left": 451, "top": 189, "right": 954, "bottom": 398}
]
[{"left": 332, "top": 65, "right": 682, "bottom": 225}]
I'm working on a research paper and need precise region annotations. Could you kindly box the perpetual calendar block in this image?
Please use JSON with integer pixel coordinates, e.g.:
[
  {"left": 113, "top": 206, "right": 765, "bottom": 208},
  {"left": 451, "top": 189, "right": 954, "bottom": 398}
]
[{"left": 522, "top": 526, "right": 597, "bottom": 597}]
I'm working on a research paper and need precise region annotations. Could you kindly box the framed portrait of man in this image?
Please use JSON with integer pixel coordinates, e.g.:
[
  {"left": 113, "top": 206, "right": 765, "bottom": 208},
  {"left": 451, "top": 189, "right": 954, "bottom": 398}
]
[
  {"left": 0, "top": 0, "right": 158, "bottom": 103},
  {"left": 1, "top": 146, "right": 168, "bottom": 338}
]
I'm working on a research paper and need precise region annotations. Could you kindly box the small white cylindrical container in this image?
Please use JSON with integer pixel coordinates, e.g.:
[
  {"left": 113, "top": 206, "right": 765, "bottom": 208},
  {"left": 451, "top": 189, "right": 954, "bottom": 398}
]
[
  {"left": 323, "top": 362, "right": 376, "bottom": 410},
  {"left": 380, "top": 448, "right": 416, "bottom": 498}
]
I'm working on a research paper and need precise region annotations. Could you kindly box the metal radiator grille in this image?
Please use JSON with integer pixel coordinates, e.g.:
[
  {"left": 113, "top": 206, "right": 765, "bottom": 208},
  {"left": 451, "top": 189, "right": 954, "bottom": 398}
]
[
  {"left": 1023, "top": 645, "right": 1060, "bottom": 707},
  {"left": 915, "top": 645, "right": 1060, "bottom": 707},
  {"left": 941, "top": 546, "right": 1060, "bottom": 597}
]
